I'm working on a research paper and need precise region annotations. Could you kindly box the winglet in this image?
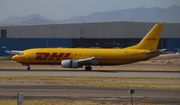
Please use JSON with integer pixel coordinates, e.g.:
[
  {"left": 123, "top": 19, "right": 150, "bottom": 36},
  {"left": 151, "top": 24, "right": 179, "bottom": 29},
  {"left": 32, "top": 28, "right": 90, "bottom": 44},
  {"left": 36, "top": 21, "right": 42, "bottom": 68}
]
[{"left": 125, "top": 23, "right": 164, "bottom": 50}]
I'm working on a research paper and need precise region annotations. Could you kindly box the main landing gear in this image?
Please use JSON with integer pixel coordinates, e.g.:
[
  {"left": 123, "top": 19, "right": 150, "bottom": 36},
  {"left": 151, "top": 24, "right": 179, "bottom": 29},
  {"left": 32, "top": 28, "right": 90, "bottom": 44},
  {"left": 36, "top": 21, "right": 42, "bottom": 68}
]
[
  {"left": 85, "top": 65, "right": 92, "bottom": 71},
  {"left": 27, "top": 66, "right": 30, "bottom": 70}
]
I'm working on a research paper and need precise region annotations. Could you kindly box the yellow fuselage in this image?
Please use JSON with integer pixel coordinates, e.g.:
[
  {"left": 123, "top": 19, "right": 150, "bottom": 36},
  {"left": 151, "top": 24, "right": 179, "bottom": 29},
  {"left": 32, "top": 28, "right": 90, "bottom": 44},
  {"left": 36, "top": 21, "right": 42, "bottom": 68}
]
[{"left": 12, "top": 48, "right": 159, "bottom": 65}]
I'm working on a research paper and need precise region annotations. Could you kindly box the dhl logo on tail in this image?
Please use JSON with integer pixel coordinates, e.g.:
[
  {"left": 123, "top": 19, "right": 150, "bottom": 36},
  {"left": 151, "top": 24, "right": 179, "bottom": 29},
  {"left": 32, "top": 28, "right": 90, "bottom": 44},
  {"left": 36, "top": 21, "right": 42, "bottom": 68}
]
[{"left": 146, "top": 38, "right": 156, "bottom": 40}]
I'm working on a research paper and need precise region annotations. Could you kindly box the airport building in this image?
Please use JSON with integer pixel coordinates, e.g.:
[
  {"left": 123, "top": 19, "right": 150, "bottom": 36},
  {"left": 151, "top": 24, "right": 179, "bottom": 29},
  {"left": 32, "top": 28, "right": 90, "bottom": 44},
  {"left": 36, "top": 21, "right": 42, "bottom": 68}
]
[{"left": 0, "top": 21, "right": 180, "bottom": 56}]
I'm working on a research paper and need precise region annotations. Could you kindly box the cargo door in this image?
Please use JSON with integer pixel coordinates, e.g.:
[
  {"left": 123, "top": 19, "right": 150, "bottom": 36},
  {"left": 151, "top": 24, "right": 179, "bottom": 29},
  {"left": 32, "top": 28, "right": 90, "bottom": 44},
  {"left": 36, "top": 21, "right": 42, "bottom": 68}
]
[{"left": 30, "top": 51, "right": 34, "bottom": 60}]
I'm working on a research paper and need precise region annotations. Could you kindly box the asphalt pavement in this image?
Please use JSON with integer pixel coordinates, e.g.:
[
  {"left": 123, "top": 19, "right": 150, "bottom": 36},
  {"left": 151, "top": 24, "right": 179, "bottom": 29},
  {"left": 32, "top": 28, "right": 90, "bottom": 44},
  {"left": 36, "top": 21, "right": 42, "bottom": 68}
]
[
  {"left": 0, "top": 70, "right": 179, "bottom": 104},
  {"left": 0, "top": 70, "right": 179, "bottom": 78},
  {"left": 0, "top": 84, "right": 180, "bottom": 104}
]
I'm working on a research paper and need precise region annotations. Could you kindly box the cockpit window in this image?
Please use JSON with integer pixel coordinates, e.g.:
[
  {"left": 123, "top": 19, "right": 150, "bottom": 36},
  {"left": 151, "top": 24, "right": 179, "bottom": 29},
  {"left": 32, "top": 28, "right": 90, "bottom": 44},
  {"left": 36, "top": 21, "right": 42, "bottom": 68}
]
[{"left": 19, "top": 52, "right": 24, "bottom": 55}]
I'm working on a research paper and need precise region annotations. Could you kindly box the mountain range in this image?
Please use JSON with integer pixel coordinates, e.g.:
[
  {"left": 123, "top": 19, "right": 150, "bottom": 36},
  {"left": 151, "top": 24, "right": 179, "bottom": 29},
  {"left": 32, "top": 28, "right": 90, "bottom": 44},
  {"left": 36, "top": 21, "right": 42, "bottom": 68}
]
[{"left": 0, "top": 5, "right": 180, "bottom": 26}]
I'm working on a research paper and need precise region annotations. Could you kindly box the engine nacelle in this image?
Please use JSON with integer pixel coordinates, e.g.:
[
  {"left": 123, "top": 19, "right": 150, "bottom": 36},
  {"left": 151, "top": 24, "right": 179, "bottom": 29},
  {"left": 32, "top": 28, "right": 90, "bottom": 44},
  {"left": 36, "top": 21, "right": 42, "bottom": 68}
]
[{"left": 61, "top": 60, "right": 79, "bottom": 68}]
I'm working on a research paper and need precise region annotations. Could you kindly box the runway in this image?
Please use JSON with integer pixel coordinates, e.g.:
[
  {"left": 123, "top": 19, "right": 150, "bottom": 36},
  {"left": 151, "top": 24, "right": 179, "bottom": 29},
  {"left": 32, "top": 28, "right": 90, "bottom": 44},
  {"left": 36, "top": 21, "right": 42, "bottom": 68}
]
[
  {"left": 0, "top": 70, "right": 180, "bottom": 104},
  {"left": 0, "top": 84, "right": 180, "bottom": 104},
  {"left": 0, "top": 70, "right": 179, "bottom": 78}
]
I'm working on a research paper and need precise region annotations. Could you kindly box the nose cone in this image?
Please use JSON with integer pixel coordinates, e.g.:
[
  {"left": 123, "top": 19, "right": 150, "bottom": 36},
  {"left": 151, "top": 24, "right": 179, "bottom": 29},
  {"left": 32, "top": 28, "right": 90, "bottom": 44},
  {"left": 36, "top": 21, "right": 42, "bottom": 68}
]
[
  {"left": 12, "top": 55, "right": 26, "bottom": 61},
  {"left": 12, "top": 55, "right": 17, "bottom": 61}
]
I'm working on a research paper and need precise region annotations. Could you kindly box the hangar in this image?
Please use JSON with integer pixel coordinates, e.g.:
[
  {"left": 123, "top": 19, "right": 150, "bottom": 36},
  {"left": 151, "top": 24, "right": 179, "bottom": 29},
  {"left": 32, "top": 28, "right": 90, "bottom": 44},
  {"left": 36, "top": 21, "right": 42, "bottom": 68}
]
[{"left": 0, "top": 21, "right": 180, "bottom": 56}]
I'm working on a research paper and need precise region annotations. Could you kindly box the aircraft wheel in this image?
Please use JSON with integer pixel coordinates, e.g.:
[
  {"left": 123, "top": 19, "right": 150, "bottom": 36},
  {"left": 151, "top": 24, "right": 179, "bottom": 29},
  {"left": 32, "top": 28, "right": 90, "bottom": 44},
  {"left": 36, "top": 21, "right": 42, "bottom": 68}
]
[
  {"left": 27, "top": 66, "right": 30, "bottom": 70},
  {"left": 85, "top": 66, "right": 92, "bottom": 71}
]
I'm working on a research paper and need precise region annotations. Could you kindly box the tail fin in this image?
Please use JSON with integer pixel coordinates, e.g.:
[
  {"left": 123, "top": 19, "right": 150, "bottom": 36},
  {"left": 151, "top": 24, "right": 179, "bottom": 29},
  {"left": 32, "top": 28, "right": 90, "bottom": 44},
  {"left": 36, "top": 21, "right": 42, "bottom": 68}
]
[
  {"left": 125, "top": 23, "right": 164, "bottom": 50},
  {"left": 5, "top": 48, "right": 12, "bottom": 54},
  {"left": 1, "top": 46, "right": 11, "bottom": 54},
  {"left": 1, "top": 46, "right": 22, "bottom": 55}
]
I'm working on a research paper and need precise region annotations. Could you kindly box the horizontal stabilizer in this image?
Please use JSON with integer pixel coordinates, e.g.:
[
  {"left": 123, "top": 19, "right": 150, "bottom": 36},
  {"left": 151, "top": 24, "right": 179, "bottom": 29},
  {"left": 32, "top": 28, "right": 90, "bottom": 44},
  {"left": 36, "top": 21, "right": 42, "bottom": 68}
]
[{"left": 145, "top": 49, "right": 166, "bottom": 54}]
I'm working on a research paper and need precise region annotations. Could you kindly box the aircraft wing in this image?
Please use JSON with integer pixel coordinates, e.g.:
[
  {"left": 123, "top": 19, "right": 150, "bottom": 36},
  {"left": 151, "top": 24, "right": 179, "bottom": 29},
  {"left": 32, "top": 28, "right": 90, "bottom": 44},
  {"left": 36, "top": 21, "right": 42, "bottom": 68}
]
[
  {"left": 145, "top": 49, "right": 166, "bottom": 54},
  {"left": 78, "top": 57, "right": 99, "bottom": 65}
]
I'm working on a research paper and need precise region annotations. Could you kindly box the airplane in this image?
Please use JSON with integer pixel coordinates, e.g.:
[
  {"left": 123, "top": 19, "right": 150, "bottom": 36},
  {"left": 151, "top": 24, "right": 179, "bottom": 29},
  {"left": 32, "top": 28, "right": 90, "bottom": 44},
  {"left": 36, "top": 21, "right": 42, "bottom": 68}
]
[
  {"left": 1, "top": 46, "right": 23, "bottom": 55},
  {"left": 12, "top": 23, "right": 165, "bottom": 71}
]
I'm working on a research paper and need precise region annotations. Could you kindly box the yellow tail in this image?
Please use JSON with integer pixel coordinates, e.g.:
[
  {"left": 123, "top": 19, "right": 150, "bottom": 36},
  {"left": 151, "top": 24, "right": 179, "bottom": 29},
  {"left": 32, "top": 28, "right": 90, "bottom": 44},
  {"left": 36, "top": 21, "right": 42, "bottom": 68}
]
[{"left": 125, "top": 23, "right": 164, "bottom": 50}]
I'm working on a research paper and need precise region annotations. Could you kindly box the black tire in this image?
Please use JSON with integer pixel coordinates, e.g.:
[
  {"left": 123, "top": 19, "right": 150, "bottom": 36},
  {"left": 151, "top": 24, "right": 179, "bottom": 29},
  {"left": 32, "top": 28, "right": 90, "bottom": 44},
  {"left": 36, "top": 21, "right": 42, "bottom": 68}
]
[
  {"left": 85, "top": 66, "right": 92, "bottom": 71},
  {"left": 27, "top": 66, "right": 30, "bottom": 70}
]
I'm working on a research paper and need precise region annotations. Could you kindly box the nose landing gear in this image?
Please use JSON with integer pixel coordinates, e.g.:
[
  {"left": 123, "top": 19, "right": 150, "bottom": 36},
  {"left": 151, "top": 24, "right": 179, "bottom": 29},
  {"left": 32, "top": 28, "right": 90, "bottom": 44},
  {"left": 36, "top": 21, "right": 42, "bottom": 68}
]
[{"left": 22, "top": 64, "right": 31, "bottom": 70}]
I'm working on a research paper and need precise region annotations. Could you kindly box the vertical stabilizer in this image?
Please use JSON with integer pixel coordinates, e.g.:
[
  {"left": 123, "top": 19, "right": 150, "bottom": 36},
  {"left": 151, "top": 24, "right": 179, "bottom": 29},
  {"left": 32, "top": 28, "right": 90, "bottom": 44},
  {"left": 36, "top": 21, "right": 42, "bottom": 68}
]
[{"left": 125, "top": 23, "right": 164, "bottom": 50}]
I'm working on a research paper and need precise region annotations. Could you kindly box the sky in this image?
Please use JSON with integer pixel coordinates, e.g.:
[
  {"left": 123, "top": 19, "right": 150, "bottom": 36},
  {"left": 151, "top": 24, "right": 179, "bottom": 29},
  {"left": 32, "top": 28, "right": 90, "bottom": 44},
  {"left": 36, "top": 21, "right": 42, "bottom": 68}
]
[{"left": 0, "top": 0, "right": 180, "bottom": 21}]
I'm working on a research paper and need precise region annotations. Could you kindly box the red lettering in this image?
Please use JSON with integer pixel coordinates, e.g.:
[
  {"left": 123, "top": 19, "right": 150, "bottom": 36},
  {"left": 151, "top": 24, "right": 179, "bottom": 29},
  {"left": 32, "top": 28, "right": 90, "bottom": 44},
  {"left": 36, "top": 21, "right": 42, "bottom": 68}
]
[
  {"left": 35, "top": 52, "right": 50, "bottom": 60},
  {"left": 63, "top": 53, "right": 72, "bottom": 60},
  {"left": 146, "top": 38, "right": 156, "bottom": 40},
  {"left": 48, "top": 53, "right": 65, "bottom": 60},
  {"left": 64, "top": 53, "right": 71, "bottom": 57},
  {"left": 34, "top": 52, "right": 72, "bottom": 60}
]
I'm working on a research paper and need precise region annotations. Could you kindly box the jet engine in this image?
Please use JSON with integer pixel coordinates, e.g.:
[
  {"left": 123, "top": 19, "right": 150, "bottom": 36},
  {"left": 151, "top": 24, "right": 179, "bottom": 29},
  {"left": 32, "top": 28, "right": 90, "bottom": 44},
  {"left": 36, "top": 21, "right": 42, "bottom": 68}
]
[{"left": 61, "top": 60, "right": 79, "bottom": 68}]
